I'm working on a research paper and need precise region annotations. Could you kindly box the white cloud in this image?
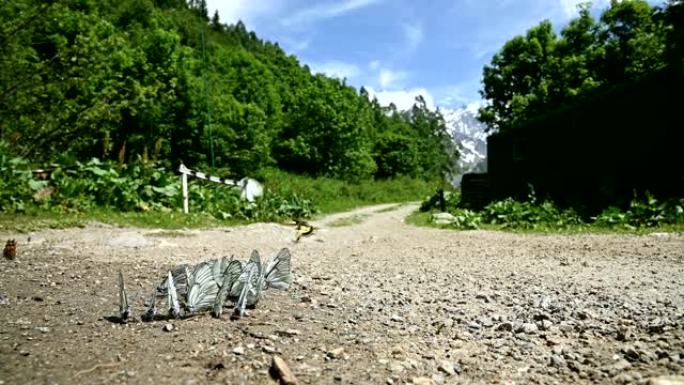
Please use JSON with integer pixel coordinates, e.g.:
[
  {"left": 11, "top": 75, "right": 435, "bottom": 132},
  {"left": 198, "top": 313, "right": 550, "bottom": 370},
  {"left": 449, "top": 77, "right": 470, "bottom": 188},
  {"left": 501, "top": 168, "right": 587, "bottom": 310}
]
[
  {"left": 402, "top": 22, "right": 424, "bottom": 50},
  {"left": 559, "top": 0, "right": 611, "bottom": 17},
  {"left": 282, "top": 0, "right": 382, "bottom": 27},
  {"left": 281, "top": 37, "right": 310, "bottom": 53},
  {"left": 379, "top": 69, "right": 408, "bottom": 88},
  {"left": 368, "top": 60, "right": 381, "bottom": 70},
  {"left": 366, "top": 87, "right": 436, "bottom": 111},
  {"left": 206, "top": 0, "right": 283, "bottom": 27},
  {"left": 309, "top": 61, "right": 361, "bottom": 79}
]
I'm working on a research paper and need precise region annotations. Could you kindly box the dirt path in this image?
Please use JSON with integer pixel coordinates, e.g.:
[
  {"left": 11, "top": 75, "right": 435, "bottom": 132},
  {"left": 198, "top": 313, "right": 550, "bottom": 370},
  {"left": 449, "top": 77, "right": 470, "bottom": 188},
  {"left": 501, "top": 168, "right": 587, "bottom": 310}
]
[{"left": 1, "top": 204, "right": 683, "bottom": 385}]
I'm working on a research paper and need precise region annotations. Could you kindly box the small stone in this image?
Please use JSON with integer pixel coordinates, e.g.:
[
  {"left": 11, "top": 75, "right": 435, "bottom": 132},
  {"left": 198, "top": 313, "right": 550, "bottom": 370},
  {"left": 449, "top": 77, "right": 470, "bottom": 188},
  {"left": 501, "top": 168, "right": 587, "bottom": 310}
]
[
  {"left": 437, "top": 360, "right": 455, "bottom": 376},
  {"left": 271, "top": 356, "right": 299, "bottom": 385},
  {"left": 411, "top": 377, "right": 436, "bottom": 385},
  {"left": 390, "top": 315, "right": 404, "bottom": 322},
  {"left": 550, "top": 354, "right": 566, "bottom": 368},
  {"left": 162, "top": 323, "right": 174, "bottom": 332},
  {"left": 475, "top": 293, "right": 490, "bottom": 303},
  {"left": 263, "top": 345, "right": 277, "bottom": 354},
  {"left": 327, "top": 347, "right": 344, "bottom": 359},
  {"left": 576, "top": 309, "right": 594, "bottom": 320},
  {"left": 622, "top": 346, "right": 640, "bottom": 362},
  {"left": 19, "top": 350, "right": 29, "bottom": 356},
  {"left": 233, "top": 346, "right": 245, "bottom": 355},
  {"left": 517, "top": 323, "right": 538, "bottom": 334},
  {"left": 649, "top": 375, "right": 684, "bottom": 385},
  {"left": 0, "top": 294, "right": 9, "bottom": 306},
  {"left": 431, "top": 373, "right": 446, "bottom": 385},
  {"left": 36, "top": 326, "right": 49, "bottom": 333},
  {"left": 496, "top": 322, "right": 514, "bottom": 332},
  {"left": 614, "top": 373, "right": 633, "bottom": 384},
  {"left": 277, "top": 329, "right": 301, "bottom": 337}
]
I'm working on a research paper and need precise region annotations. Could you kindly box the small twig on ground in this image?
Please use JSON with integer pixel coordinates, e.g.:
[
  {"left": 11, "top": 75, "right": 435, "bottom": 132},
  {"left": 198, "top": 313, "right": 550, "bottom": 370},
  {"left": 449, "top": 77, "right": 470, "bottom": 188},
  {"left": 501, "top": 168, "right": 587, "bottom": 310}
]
[{"left": 75, "top": 362, "right": 120, "bottom": 376}]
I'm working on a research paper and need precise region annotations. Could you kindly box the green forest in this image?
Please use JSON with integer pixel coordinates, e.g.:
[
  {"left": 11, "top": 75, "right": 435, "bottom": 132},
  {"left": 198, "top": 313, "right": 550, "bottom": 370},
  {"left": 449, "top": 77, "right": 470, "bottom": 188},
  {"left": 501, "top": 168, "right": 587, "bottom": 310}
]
[
  {"left": 0, "top": 0, "right": 457, "bottom": 182},
  {"left": 479, "top": 0, "right": 683, "bottom": 132}
]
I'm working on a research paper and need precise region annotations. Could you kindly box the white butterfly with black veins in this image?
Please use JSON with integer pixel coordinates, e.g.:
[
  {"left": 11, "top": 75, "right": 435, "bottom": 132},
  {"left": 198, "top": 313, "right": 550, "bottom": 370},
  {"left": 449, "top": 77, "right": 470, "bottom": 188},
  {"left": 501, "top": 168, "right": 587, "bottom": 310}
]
[
  {"left": 233, "top": 251, "right": 262, "bottom": 317},
  {"left": 212, "top": 259, "right": 243, "bottom": 317},
  {"left": 118, "top": 271, "right": 132, "bottom": 321},
  {"left": 232, "top": 248, "right": 293, "bottom": 317},
  {"left": 167, "top": 271, "right": 181, "bottom": 319},
  {"left": 263, "top": 248, "right": 293, "bottom": 290}
]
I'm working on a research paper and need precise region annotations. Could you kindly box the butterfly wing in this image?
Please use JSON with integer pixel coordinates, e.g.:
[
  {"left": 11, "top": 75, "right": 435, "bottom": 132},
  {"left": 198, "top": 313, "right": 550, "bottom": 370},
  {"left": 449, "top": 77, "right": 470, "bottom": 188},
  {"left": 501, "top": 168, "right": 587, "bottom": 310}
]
[
  {"left": 119, "top": 271, "right": 131, "bottom": 320},
  {"left": 213, "top": 260, "right": 243, "bottom": 317},
  {"left": 142, "top": 288, "right": 158, "bottom": 322},
  {"left": 264, "top": 248, "right": 293, "bottom": 290},
  {"left": 186, "top": 262, "right": 220, "bottom": 313},
  {"left": 233, "top": 260, "right": 260, "bottom": 317},
  {"left": 167, "top": 271, "right": 181, "bottom": 318},
  {"left": 156, "top": 264, "right": 189, "bottom": 297}
]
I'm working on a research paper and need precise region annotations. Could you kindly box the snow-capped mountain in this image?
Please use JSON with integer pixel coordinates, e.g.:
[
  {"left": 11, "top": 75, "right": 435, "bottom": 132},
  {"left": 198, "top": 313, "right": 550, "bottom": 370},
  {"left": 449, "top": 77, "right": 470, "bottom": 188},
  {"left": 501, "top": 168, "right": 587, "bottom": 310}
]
[{"left": 441, "top": 103, "right": 489, "bottom": 182}]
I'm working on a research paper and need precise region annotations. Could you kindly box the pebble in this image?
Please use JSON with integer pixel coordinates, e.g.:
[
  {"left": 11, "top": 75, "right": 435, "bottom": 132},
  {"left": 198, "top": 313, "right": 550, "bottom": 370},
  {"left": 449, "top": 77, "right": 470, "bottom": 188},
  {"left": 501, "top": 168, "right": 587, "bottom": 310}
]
[
  {"left": 327, "top": 347, "right": 344, "bottom": 359},
  {"left": 233, "top": 346, "right": 245, "bottom": 355},
  {"left": 271, "top": 356, "right": 299, "bottom": 385},
  {"left": 411, "top": 377, "right": 436, "bottom": 385},
  {"left": 649, "top": 376, "right": 684, "bottom": 385},
  {"left": 517, "top": 323, "right": 538, "bottom": 334},
  {"left": 437, "top": 360, "right": 455, "bottom": 376},
  {"left": 549, "top": 354, "right": 566, "bottom": 368},
  {"left": 162, "top": 323, "right": 174, "bottom": 332}
]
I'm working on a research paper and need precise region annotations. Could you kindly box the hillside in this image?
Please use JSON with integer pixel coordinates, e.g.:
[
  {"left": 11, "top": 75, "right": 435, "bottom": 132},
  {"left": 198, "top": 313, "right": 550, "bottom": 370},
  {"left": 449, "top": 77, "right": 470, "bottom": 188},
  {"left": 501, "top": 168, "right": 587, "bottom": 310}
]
[{"left": 0, "top": 0, "right": 457, "bottom": 182}]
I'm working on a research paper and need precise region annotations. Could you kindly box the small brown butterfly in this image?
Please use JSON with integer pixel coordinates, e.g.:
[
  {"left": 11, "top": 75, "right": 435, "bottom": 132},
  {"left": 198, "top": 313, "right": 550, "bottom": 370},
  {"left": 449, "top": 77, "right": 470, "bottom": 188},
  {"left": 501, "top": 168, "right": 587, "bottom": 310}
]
[{"left": 3, "top": 239, "right": 17, "bottom": 260}]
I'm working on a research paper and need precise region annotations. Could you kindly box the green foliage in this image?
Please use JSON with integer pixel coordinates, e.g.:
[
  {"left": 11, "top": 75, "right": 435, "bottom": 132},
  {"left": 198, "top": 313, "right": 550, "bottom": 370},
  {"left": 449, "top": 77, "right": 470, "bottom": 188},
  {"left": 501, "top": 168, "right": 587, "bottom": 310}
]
[
  {"left": 263, "top": 168, "right": 437, "bottom": 214},
  {"left": 419, "top": 190, "right": 683, "bottom": 231},
  {"left": 0, "top": 0, "right": 456, "bottom": 182},
  {"left": 448, "top": 209, "right": 482, "bottom": 230},
  {"left": 594, "top": 194, "right": 684, "bottom": 228},
  {"left": 480, "top": 198, "right": 583, "bottom": 229},
  {"left": 480, "top": 0, "right": 675, "bottom": 131}
]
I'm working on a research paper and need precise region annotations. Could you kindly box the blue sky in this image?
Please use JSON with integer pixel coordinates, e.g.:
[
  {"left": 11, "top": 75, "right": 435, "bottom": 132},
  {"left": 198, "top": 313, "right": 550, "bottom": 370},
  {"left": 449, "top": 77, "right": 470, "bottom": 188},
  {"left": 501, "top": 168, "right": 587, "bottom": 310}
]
[{"left": 206, "top": 0, "right": 662, "bottom": 111}]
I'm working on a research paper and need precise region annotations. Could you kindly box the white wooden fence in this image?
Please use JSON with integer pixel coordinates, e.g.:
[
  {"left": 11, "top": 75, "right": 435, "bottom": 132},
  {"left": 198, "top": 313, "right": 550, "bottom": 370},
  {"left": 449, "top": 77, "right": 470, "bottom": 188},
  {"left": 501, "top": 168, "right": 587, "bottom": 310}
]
[{"left": 178, "top": 163, "right": 263, "bottom": 214}]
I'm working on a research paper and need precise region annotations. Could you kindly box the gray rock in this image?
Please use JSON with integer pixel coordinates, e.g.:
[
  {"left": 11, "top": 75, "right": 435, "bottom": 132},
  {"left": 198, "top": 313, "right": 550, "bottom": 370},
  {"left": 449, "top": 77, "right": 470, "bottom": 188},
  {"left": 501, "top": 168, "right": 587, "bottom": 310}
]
[
  {"left": 437, "top": 360, "right": 455, "bottom": 376},
  {"left": 649, "top": 376, "right": 684, "bottom": 385},
  {"left": 431, "top": 213, "right": 456, "bottom": 225},
  {"left": 496, "top": 322, "right": 514, "bottom": 332},
  {"left": 516, "top": 323, "right": 538, "bottom": 334},
  {"left": 327, "top": 347, "right": 345, "bottom": 359},
  {"left": 232, "top": 345, "right": 245, "bottom": 355},
  {"left": 549, "top": 354, "right": 566, "bottom": 368}
]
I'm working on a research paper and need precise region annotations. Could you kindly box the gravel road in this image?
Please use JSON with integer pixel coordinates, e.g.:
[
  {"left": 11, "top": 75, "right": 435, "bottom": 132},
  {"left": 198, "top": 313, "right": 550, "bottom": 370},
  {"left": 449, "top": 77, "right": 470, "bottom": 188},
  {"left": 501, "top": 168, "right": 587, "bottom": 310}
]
[{"left": 1, "top": 204, "right": 683, "bottom": 385}]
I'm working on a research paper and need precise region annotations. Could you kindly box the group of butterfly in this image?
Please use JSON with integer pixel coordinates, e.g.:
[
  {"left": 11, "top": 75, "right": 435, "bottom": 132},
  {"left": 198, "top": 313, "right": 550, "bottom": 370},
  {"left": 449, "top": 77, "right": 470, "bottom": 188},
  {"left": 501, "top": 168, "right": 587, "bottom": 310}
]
[{"left": 117, "top": 248, "right": 293, "bottom": 322}]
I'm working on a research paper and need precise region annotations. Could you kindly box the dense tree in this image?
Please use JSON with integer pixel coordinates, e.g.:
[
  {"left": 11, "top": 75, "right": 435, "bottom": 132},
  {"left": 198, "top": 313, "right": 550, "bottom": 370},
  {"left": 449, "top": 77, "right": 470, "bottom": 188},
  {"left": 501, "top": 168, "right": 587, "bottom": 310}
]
[
  {"left": 0, "top": 0, "right": 456, "bottom": 182},
  {"left": 479, "top": 0, "right": 673, "bottom": 132}
]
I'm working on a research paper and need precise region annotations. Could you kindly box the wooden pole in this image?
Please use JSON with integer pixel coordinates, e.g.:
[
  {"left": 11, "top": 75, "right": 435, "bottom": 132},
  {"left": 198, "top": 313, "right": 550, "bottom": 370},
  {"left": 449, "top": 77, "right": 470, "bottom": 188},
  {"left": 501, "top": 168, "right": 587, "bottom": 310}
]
[{"left": 182, "top": 171, "right": 189, "bottom": 214}]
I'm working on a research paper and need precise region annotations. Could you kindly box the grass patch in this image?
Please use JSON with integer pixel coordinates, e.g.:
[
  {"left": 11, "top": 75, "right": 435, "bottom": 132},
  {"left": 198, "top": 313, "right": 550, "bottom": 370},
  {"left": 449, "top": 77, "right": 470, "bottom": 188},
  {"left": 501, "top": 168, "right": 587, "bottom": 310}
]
[
  {"left": 0, "top": 169, "right": 439, "bottom": 232},
  {"left": 0, "top": 208, "right": 242, "bottom": 233},
  {"left": 406, "top": 210, "right": 684, "bottom": 234},
  {"left": 264, "top": 169, "right": 437, "bottom": 214}
]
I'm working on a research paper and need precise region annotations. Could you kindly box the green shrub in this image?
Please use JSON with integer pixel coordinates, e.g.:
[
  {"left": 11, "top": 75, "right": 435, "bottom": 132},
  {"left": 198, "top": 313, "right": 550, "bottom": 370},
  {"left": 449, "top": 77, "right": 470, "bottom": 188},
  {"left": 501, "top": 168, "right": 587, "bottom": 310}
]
[{"left": 595, "top": 194, "right": 684, "bottom": 228}]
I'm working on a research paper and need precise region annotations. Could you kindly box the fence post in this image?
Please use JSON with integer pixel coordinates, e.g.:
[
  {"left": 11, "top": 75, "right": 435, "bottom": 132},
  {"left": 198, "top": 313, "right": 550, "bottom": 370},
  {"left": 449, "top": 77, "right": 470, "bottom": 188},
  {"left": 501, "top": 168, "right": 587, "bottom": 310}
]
[{"left": 180, "top": 163, "right": 189, "bottom": 214}]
